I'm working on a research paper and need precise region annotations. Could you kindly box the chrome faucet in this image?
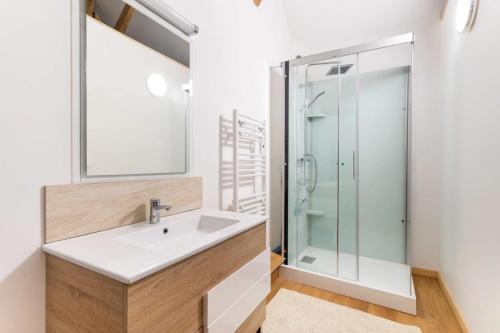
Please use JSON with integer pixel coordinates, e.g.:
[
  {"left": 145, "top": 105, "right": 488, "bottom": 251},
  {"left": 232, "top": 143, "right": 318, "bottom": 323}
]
[{"left": 149, "top": 199, "right": 171, "bottom": 224}]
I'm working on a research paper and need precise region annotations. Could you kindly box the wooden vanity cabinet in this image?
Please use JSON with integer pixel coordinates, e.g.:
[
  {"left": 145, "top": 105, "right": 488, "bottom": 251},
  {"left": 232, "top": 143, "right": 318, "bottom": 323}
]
[{"left": 46, "top": 223, "right": 266, "bottom": 333}]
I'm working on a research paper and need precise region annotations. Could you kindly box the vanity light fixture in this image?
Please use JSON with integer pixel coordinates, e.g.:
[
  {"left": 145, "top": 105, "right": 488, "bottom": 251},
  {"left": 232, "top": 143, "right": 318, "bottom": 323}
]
[
  {"left": 146, "top": 73, "right": 167, "bottom": 97},
  {"left": 455, "top": 0, "right": 479, "bottom": 32},
  {"left": 136, "top": 0, "right": 199, "bottom": 36}
]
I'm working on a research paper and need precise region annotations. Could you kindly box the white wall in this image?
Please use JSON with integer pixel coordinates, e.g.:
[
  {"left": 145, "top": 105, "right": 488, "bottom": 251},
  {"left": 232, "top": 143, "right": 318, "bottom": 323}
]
[
  {"left": 0, "top": 1, "right": 72, "bottom": 332},
  {"left": 282, "top": 0, "right": 445, "bottom": 270},
  {"left": 0, "top": 1, "right": 292, "bottom": 332},
  {"left": 163, "top": 0, "right": 292, "bottom": 209},
  {"left": 438, "top": 1, "right": 500, "bottom": 332}
]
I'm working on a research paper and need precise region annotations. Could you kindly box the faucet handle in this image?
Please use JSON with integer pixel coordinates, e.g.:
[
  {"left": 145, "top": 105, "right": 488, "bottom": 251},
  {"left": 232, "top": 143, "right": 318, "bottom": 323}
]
[
  {"left": 150, "top": 198, "right": 172, "bottom": 211},
  {"left": 149, "top": 199, "right": 171, "bottom": 224}
]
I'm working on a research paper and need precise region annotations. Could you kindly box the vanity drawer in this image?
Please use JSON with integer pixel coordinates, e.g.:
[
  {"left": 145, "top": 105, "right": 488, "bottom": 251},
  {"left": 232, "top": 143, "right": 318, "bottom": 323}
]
[{"left": 204, "top": 248, "right": 270, "bottom": 332}]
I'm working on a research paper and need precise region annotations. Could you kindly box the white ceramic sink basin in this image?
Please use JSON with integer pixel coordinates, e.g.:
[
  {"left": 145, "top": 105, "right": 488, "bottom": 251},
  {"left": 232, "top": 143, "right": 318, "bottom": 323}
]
[
  {"left": 42, "top": 209, "right": 266, "bottom": 283},
  {"left": 114, "top": 215, "right": 239, "bottom": 252}
]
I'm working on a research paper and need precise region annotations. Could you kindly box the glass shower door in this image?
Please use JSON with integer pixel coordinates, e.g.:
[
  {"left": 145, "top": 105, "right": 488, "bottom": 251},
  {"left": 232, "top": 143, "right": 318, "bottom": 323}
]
[
  {"left": 286, "top": 56, "right": 359, "bottom": 281},
  {"left": 304, "top": 58, "right": 340, "bottom": 277},
  {"left": 357, "top": 44, "right": 412, "bottom": 295},
  {"left": 337, "top": 54, "right": 359, "bottom": 281}
]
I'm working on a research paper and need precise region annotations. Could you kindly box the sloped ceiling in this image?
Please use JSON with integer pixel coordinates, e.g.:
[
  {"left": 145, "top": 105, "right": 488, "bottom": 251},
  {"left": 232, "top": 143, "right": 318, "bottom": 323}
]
[{"left": 283, "top": 0, "right": 447, "bottom": 54}]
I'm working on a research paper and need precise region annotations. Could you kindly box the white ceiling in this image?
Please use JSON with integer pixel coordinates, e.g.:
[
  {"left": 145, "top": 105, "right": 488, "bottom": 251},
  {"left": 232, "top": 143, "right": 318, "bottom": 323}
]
[{"left": 283, "top": 0, "right": 447, "bottom": 55}]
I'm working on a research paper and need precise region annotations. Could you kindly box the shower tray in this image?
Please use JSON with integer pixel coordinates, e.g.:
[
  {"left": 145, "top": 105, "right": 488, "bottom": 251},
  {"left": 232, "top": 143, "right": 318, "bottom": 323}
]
[{"left": 279, "top": 262, "right": 416, "bottom": 315}]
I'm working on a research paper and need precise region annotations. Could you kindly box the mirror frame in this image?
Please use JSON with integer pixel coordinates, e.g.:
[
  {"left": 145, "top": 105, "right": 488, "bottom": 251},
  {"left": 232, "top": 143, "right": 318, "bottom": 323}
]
[{"left": 71, "top": 0, "right": 194, "bottom": 182}]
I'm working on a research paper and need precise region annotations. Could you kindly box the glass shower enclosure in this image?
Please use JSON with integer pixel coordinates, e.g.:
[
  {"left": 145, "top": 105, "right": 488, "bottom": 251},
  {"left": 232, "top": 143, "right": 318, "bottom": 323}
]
[{"left": 284, "top": 34, "right": 414, "bottom": 301}]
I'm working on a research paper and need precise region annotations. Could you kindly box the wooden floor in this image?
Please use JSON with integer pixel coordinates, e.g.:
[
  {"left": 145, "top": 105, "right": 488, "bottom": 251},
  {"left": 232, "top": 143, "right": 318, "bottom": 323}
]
[{"left": 267, "top": 275, "right": 462, "bottom": 333}]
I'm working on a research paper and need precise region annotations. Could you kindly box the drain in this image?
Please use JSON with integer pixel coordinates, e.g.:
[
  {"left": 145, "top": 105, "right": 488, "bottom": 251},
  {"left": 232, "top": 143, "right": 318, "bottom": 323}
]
[{"left": 300, "top": 256, "right": 316, "bottom": 264}]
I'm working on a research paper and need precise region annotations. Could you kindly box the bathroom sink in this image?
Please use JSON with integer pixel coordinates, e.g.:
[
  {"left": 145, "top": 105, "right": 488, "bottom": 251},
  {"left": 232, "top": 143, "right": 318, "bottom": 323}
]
[
  {"left": 42, "top": 209, "right": 266, "bottom": 283},
  {"left": 113, "top": 215, "right": 239, "bottom": 252}
]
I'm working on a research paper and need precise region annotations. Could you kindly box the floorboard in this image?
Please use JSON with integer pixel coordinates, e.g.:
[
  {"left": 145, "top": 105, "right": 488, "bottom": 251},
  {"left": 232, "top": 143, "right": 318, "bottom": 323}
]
[{"left": 267, "top": 275, "right": 462, "bottom": 333}]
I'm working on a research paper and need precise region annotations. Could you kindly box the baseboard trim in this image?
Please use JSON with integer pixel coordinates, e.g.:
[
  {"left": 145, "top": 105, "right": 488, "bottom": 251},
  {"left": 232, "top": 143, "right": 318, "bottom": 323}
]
[
  {"left": 412, "top": 267, "right": 469, "bottom": 333},
  {"left": 437, "top": 273, "right": 470, "bottom": 333},
  {"left": 411, "top": 267, "right": 439, "bottom": 278}
]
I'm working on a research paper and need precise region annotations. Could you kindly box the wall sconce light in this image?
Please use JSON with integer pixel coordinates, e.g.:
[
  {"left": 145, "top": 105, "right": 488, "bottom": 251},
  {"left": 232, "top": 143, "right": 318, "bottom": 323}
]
[
  {"left": 182, "top": 82, "right": 192, "bottom": 93},
  {"left": 136, "top": 0, "right": 199, "bottom": 36},
  {"left": 455, "top": 0, "right": 479, "bottom": 32}
]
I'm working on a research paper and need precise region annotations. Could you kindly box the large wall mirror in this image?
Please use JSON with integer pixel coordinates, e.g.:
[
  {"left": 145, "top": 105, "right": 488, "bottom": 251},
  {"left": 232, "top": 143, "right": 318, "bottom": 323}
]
[{"left": 81, "top": 0, "right": 195, "bottom": 177}]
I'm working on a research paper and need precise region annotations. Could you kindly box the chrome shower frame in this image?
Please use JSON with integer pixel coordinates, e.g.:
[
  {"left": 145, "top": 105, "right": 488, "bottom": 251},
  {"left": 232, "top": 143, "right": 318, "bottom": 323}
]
[
  {"left": 283, "top": 32, "right": 415, "bottom": 294},
  {"left": 289, "top": 33, "right": 414, "bottom": 66}
]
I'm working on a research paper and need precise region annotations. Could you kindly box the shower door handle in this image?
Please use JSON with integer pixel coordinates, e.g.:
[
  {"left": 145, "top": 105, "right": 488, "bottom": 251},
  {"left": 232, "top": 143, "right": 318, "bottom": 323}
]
[{"left": 352, "top": 151, "right": 356, "bottom": 180}]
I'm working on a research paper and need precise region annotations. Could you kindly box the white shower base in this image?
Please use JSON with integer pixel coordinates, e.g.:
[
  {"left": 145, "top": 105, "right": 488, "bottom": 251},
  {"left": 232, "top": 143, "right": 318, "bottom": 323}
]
[{"left": 280, "top": 246, "right": 416, "bottom": 314}]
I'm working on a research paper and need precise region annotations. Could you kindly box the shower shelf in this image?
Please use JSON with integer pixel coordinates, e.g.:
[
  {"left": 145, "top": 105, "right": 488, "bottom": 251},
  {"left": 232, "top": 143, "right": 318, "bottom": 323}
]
[
  {"left": 306, "top": 210, "right": 325, "bottom": 216},
  {"left": 306, "top": 114, "right": 326, "bottom": 119}
]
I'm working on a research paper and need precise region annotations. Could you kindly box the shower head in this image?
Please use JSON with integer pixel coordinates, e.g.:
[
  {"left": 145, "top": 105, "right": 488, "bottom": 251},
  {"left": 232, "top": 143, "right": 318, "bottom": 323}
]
[
  {"left": 307, "top": 61, "right": 340, "bottom": 67},
  {"left": 307, "top": 91, "right": 326, "bottom": 109},
  {"left": 326, "top": 64, "right": 353, "bottom": 76}
]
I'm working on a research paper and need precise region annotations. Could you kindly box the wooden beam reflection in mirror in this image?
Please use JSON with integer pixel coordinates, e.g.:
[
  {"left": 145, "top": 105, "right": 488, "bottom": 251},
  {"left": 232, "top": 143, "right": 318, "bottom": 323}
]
[
  {"left": 86, "top": 0, "right": 96, "bottom": 18},
  {"left": 115, "top": 4, "right": 135, "bottom": 33}
]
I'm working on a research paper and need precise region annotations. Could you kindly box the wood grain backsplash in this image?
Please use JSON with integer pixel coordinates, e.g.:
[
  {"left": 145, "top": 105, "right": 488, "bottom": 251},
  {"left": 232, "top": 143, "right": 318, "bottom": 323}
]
[{"left": 44, "top": 177, "right": 202, "bottom": 243}]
